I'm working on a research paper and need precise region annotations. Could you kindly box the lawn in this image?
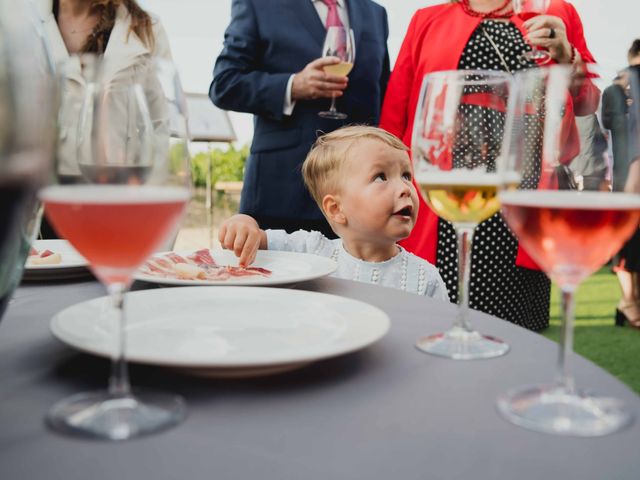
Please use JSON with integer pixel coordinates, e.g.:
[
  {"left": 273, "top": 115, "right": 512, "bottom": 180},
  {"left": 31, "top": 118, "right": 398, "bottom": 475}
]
[{"left": 544, "top": 268, "right": 640, "bottom": 394}]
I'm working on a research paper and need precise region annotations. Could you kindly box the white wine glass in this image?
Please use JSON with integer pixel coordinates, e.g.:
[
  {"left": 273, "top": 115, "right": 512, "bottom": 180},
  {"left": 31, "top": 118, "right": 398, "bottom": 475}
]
[
  {"left": 497, "top": 64, "right": 639, "bottom": 436},
  {"left": 411, "top": 70, "right": 512, "bottom": 360},
  {"left": 42, "top": 56, "right": 191, "bottom": 440},
  {"left": 513, "top": 0, "right": 551, "bottom": 64},
  {"left": 318, "top": 26, "right": 355, "bottom": 120}
]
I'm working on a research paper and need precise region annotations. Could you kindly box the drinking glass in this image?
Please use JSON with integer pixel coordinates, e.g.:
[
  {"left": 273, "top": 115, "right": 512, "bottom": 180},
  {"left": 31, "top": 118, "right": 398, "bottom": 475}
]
[
  {"left": 513, "top": 0, "right": 551, "bottom": 64},
  {"left": 318, "top": 26, "right": 355, "bottom": 120},
  {"left": 0, "top": 0, "right": 55, "bottom": 321},
  {"left": 411, "top": 70, "right": 512, "bottom": 359},
  {"left": 497, "top": 64, "right": 639, "bottom": 436},
  {"left": 42, "top": 56, "right": 191, "bottom": 440}
]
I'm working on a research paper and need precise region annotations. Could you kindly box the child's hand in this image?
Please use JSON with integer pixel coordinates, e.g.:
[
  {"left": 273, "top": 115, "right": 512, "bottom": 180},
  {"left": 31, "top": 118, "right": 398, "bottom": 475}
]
[{"left": 218, "top": 214, "right": 266, "bottom": 267}]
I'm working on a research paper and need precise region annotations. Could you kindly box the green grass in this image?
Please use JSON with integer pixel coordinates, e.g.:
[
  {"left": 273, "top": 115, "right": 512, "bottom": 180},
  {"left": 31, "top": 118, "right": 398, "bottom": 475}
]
[{"left": 543, "top": 268, "right": 640, "bottom": 394}]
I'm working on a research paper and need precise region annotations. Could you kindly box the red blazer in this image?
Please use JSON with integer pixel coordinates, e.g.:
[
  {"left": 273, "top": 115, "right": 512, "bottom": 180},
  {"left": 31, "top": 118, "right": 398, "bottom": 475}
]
[{"left": 379, "top": 0, "right": 598, "bottom": 270}]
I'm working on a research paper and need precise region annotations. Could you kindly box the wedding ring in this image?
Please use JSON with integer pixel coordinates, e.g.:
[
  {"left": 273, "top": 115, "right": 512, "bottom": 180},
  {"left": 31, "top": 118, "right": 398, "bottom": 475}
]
[{"left": 549, "top": 27, "right": 556, "bottom": 39}]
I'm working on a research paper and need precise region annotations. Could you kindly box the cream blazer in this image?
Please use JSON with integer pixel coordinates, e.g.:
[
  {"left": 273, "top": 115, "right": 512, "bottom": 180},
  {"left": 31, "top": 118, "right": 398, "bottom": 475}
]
[{"left": 35, "top": 0, "right": 173, "bottom": 175}]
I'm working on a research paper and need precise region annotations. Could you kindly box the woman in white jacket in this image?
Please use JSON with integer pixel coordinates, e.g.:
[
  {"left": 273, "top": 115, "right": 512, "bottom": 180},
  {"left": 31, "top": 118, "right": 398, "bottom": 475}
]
[
  {"left": 39, "top": 0, "right": 172, "bottom": 171},
  {"left": 36, "top": 0, "right": 174, "bottom": 236}
]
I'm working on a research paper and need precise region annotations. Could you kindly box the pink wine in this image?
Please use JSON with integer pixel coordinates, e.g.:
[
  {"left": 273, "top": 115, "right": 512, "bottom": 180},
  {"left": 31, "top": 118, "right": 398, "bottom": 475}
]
[
  {"left": 41, "top": 185, "right": 189, "bottom": 284},
  {"left": 500, "top": 191, "right": 640, "bottom": 286},
  {"left": 517, "top": 12, "right": 539, "bottom": 21}
]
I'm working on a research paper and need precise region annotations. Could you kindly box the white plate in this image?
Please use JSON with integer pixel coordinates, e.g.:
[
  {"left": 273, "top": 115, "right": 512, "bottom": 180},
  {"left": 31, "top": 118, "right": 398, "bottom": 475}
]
[
  {"left": 134, "top": 249, "right": 337, "bottom": 286},
  {"left": 23, "top": 240, "right": 90, "bottom": 281},
  {"left": 50, "top": 287, "right": 390, "bottom": 377}
]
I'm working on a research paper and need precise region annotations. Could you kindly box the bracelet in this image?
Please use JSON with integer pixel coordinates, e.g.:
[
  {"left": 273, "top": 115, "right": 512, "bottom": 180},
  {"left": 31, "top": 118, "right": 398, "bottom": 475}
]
[{"left": 568, "top": 45, "right": 577, "bottom": 65}]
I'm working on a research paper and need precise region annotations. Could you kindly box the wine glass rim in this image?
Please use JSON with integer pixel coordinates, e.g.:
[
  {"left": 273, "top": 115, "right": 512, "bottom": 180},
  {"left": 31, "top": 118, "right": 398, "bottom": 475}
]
[{"left": 424, "top": 69, "right": 512, "bottom": 86}]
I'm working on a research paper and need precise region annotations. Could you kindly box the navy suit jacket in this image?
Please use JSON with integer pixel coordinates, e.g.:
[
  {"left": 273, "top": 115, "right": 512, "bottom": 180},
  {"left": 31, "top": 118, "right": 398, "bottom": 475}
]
[{"left": 210, "top": 0, "right": 390, "bottom": 220}]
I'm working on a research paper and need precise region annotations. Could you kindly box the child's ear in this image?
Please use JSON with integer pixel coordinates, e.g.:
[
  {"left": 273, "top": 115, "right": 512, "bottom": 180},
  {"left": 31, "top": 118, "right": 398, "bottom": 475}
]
[{"left": 322, "top": 194, "right": 347, "bottom": 225}]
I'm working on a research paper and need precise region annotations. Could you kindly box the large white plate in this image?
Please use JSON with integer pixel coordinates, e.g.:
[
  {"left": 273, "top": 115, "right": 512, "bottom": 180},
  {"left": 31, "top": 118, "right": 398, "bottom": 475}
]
[
  {"left": 50, "top": 287, "right": 390, "bottom": 377},
  {"left": 134, "top": 249, "right": 337, "bottom": 286},
  {"left": 23, "top": 240, "right": 90, "bottom": 281}
]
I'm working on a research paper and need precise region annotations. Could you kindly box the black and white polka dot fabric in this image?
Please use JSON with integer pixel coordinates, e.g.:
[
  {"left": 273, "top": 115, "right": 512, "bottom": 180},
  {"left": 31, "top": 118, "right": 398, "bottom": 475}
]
[{"left": 436, "top": 20, "right": 551, "bottom": 331}]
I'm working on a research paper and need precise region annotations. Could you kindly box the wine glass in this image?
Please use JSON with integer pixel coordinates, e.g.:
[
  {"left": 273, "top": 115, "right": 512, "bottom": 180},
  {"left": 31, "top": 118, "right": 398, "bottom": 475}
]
[
  {"left": 42, "top": 56, "right": 191, "bottom": 440},
  {"left": 411, "top": 70, "right": 512, "bottom": 360},
  {"left": 318, "top": 26, "right": 355, "bottom": 120},
  {"left": 497, "top": 64, "right": 639, "bottom": 436},
  {"left": 0, "top": 0, "right": 55, "bottom": 321},
  {"left": 513, "top": 0, "right": 551, "bottom": 64}
]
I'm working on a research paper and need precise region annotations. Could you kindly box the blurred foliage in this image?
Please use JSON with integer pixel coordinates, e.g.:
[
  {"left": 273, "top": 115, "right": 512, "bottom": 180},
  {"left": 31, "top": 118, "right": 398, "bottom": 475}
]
[{"left": 169, "top": 142, "right": 248, "bottom": 187}]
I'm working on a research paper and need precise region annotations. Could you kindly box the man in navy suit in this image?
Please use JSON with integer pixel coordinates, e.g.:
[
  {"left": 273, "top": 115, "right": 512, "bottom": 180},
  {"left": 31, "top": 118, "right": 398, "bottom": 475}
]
[{"left": 210, "top": 0, "right": 390, "bottom": 237}]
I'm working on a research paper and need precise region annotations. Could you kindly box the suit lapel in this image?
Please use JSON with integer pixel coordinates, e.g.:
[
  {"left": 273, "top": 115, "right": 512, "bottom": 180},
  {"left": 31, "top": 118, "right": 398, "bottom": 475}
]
[{"left": 288, "top": 0, "right": 326, "bottom": 49}]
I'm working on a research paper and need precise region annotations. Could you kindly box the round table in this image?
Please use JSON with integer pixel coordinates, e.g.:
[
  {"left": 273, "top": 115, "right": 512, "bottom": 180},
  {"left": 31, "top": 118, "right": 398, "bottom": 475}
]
[{"left": 1, "top": 277, "right": 639, "bottom": 480}]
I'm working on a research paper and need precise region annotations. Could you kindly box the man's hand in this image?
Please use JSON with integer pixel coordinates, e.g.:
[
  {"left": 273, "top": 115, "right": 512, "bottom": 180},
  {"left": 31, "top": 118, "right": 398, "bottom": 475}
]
[
  {"left": 291, "top": 56, "right": 349, "bottom": 101},
  {"left": 218, "top": 214, "right": 267, "bottom": 267}
]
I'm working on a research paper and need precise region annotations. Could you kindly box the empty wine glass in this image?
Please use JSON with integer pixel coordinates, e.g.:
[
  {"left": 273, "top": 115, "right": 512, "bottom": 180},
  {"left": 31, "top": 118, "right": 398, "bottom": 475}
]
[
  {"left": 513, "top": 0, "right": 551, "bottom": 64},
  {"left": 411, "top": 70, "right": 512, "bottom": 360},
  {"left": 318, "top": 26, "right": 355, "bottom": 120},
  {"left": 43, "top": 56, "right": 191, "bottom": 440},
  {"left": 497, "top": 64, "right": 639, "bottom": 436}
]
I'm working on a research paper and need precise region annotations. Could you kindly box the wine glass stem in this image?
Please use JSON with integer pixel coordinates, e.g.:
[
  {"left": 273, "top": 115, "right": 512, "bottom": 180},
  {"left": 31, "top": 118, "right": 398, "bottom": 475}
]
[
  {"left": 107, "top": 282, "right": 132, "bottom": 397},
  {"left": 329, "top": 95, "right": 337, "bottom": 113},
  {"left": 556, "top": 286, "right": 577, "bottom": 393},
  {"left": 454, "top": 225, "right": 475, "bottom": 331}
]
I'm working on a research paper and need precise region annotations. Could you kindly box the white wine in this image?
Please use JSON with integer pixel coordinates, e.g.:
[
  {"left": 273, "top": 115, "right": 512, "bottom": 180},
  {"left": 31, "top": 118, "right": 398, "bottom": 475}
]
[
  {"left": 417, "top": 171, "right": 502, "bottom": 225},
  {"left": 323, "top": 62, "right": 353, "bottom": 76}
]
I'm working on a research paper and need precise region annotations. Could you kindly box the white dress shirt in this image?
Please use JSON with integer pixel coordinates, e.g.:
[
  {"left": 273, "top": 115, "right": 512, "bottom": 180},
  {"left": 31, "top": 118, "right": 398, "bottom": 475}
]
[{"left": 283, "top": 0, "right": 349, "bottom": 115}]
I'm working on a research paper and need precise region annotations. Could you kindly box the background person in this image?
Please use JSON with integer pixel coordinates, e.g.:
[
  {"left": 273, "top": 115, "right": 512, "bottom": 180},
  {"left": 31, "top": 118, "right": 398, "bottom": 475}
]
[
  {"left": 36, "top": 0, "right": 172, "bottom": 238},
  {"left": 379, "top": 0, "right": 597, "bottom": 331},
  {"left": 210, "top": 0, "right": 390, "bottom": 239}
]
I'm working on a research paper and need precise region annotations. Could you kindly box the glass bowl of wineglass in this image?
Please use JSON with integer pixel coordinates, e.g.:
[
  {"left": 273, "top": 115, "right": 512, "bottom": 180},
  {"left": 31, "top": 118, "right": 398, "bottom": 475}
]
[
  {"left": 512, "top": 0, "right": 551, "bottom": 64},
  {"left": 411, "top": 69, "right": 513, "bottom": 360},
  {"left": 497, "top": 64, "right": 640, "bottom": 436},
  {"left": 318, "top": 26, "right": 355, "bottom": 120},
  {"left": 42, "top": 55, "right": 191, "bottom": 440}
]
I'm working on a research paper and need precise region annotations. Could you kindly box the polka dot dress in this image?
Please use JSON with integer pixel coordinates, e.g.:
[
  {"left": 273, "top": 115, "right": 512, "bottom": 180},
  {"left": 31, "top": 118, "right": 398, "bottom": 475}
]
[{"left": 436, "top": 20, "right": 551, "bottom": 331}]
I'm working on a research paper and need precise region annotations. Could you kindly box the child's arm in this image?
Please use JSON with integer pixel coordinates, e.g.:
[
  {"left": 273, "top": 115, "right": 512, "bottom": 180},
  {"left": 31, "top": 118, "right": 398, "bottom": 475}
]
[{"left": 218, "top": 214, "right": 268, "bottom": 267}]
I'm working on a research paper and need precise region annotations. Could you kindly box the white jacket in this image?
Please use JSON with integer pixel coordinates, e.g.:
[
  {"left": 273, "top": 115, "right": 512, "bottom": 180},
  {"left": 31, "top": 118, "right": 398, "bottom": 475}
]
[{"left": 34, "top": 0, "right": 173, "bottom": 175}]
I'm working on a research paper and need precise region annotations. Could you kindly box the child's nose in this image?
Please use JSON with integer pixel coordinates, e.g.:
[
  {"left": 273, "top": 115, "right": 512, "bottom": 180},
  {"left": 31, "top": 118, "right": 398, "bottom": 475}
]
[{"left": 398, "top": 179, "right": 412, "bottom": 196}]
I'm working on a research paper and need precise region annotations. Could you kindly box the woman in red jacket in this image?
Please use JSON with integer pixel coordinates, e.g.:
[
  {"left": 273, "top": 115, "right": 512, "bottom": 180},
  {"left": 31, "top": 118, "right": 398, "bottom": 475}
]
[{"left": 380, "top": 0, "right": 598, "bottom": 330}]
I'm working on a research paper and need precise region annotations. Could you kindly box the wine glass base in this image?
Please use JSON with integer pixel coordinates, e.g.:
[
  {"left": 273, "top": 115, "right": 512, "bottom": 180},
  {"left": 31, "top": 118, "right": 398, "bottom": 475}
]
[
  {"left": 47, "top": 390, "right": 186, "bottom": 441},
  {"left": 497, "top": 384, "right": 633, "bottom": 437},
  {"left": 318, "top": 110, "right": 347, "bottom": 120},
  {"left": 520, "top": 50, "right": 551, "bottom": 64},
  {"left": 415, "top": 327, "right": 509, "bottom": 360}
]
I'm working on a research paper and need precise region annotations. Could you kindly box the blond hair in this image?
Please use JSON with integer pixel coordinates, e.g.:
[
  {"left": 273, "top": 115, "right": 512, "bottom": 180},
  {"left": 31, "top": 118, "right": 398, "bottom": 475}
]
[{"left": 302, "top": 125, "right": 408, "bottom": 207}]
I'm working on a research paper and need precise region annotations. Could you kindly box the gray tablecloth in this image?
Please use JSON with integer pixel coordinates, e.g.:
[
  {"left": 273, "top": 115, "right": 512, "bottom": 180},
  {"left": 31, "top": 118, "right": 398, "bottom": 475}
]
[{"left": 1, "top": 277, "right": 639, "bottom": 480}]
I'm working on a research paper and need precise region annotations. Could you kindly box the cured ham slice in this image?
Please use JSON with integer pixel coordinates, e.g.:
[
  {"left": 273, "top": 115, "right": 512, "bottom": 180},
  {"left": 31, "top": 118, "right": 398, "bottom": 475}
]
[
  {"left": 140, "top": 250, "right": 272, "bottom": 281},
  {"left": 188, "top": 249, "right": 217, "bottom": 266},
  {"left": 27, "top": 247, "right": 63, "bottom": 266}
]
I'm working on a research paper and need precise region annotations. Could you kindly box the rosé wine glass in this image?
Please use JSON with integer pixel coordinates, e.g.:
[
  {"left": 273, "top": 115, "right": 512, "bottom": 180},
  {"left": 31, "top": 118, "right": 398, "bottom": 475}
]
[
  {"left": 513, "top": 0, "right": 551, "bottom": 64},
  {"left": 411, "top": 70, "right": 513, "bottom": 360},
  {"left": 42, "top": 56, "right": 191, "bottom": 440},
  {"left": 497, "top": 64, "right": 640, "bottom": 436}
]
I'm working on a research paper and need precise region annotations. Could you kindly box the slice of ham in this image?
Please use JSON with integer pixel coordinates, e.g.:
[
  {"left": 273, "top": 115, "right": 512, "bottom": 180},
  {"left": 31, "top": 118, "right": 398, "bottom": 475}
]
[
  {"left": 141, "top": 250, "right": 272, "bottom": 281},
  {"left": 188, "top": 249, "right": 217, "bottom": 266}
]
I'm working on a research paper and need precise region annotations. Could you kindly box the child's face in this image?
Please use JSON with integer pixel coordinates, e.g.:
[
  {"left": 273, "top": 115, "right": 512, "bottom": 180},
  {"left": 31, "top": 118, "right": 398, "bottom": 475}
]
[{"left": 337, "top": 139, "right": 418, "bottom": 243}]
